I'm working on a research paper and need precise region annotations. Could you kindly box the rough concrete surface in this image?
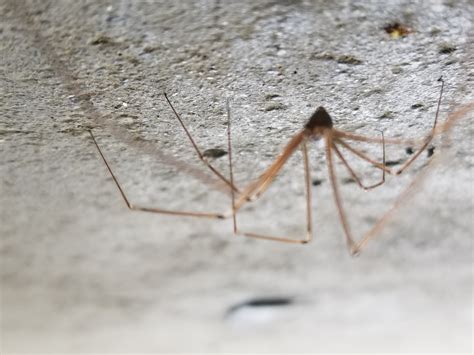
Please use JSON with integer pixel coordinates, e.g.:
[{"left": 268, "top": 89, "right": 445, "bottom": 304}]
[{"left": 1, "top": 0, "right": 473, "bottom": 353}]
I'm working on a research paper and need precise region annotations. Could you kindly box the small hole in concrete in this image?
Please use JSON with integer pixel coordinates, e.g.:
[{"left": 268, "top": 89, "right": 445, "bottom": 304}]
[
  {"left": 439, "top": 43, "right": 456, "bottom": 54},
  {"left": 226, "top": 296, "right": 293, "bottom": 318},
  {"left": 202, "top": 148, "right": 227, "bottom": 159},
  {"left": 312, "top": 178, "right": 323, "bottom": 186},
  {"left": 342, "top": 177, "right": 356, "bottom": 184},
  {"left": 411, "top": 103, "right": 424, "bottom": 109},
  {"left": 385, "top": 159, "right": 402, "bottom": 166},
  {"left": 427, "top": 146, "right": 435, "bottom": 157}
]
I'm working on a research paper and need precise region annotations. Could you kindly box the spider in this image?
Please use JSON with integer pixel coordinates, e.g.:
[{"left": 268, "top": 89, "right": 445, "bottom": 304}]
[{"left": 90, "top": 77, "right": 453, "bottom": 255}]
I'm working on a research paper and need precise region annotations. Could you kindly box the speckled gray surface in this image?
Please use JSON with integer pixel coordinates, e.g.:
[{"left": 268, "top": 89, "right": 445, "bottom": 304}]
[{"left": 1, "top": 0, "right": 473, "bottom": 353}]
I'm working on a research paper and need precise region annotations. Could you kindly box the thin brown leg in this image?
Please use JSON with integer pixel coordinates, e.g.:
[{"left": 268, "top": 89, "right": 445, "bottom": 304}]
[
  {"left": 352, "top": 98, "right": 474, "bottom": 254},
  {"left": 230, "top": 139, "right": 313, "bottom": 244},
  {"left": 351, "top": 163, "right": 430, "bottom": 253},
  {"left": 332, "top": 130, "right": 386, "bottom": 190},
  {"left": 89, "top": 130, "right": 226, "bottom": 219},
  {"left": 335, "top": 137, "right": 392, "bottom": 174},
  {"left": 231, "top": 131, "right": 306, "bottom": 211},
  {"left": 302, "top": 141, "right": 313, "bottom": 242},
  {"left": 334, "top": 129, "right": 416, "bottom": 145},
  {"left": 163, "top": 93, "right": 239, "bottom": 193},
  {"left": 226, "top": 99, "right": 237, "bottom": 234},
  {"left": 252, "top": 133, "right": 305, "bottom": 200},
  {"left": 394, "top": 77, "right": 444, "bottom": 175},
  {"left": 325, "top": 132, "right": 357, "bottom": 254},
  {"left": 339, "top": 78, "right": 447, "bottom": 253},
  {"left": 335, "top": 77, "right": 445, "bottom": 177}
]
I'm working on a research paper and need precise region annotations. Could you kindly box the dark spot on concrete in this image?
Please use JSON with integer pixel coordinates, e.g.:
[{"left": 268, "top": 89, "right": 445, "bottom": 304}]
[
  {"left": 203, "top": 148, "right": 227, "bottom": 159},
  {"left": 89, "top": 34, "right": 116, "bottom": 45},
  {"left": 384, "top": 22, "right": 412, "bottom": 38},
  {"left": 385, "top": 159, "right": 402, "bottom": 166},
  {"left": 411, "top": 103, "right": 424, "bottom": 109},
  {"left": 227, "top": 296, "right": 293, "bottom": 316},
  {"left": 378, "top": 111, "right": 394, "bottom": 119},
  {"left": 427, "top": 146, "right": 435, "bottom": 157},
  {"left": 439, "top": 43, "right": 456, "bottom": 54},
  {"left": 405, "top": 147, "right": 414, "bottom": 155},
  {"left": 265, "top": 93, "right": 281, "bottom": 100},
  {"left": 312, "top": 178, "right": 323, "bottom": 186},
  {"left": 342, "top": 177, "right": 356, "bottom": 184},
  {"left": 337, "top": 55, "right": 363, "bottom": 65}
]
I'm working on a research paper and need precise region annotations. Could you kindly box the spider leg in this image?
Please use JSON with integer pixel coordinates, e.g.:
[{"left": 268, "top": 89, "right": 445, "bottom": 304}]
[
  {"left": 302, "top": 141, "right": 314, "bottom": 241},
  {"left": 325, "top": 132, "right": 357, "bottom": 254},
  {"left": 234, "top": 141, "right": 313, "bottom": 244},
  {"left": 332, "top": 130, "right": 386, "bottom": 190},
  {"left": 164, "top": 93, "right": 240, "bottom": 193},
  {"left": 230, "top": 131, "right": 306, "bottom": 212},
  {"left": 89, "top": 130, "right": 226, "bottom": 219},
  {"left": 394, "top": 78, "right": 445, "bottom": 175},
  {"left": 351, "top": 165, "right": 430, "bottom": 254},
  {"left": 352, "top": 98, "right": 474, "bottom": 254},
  {"left": 334, "top": 129, "right": 417, "bottom": 145},
  {"left": 336, "top": 77, "right": 445, "bottom": 176},
  {"left": 226, "top": 99, "right": 237, "bottom": 233},
  {"left": 335, "top": 137, "right": 392, "bottom": 174}
]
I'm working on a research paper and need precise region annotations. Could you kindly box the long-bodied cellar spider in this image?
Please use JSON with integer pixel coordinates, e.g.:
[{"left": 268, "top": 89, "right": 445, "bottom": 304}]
[{"left": 90, "top": 77, "right": 449, "bottom": 255}]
